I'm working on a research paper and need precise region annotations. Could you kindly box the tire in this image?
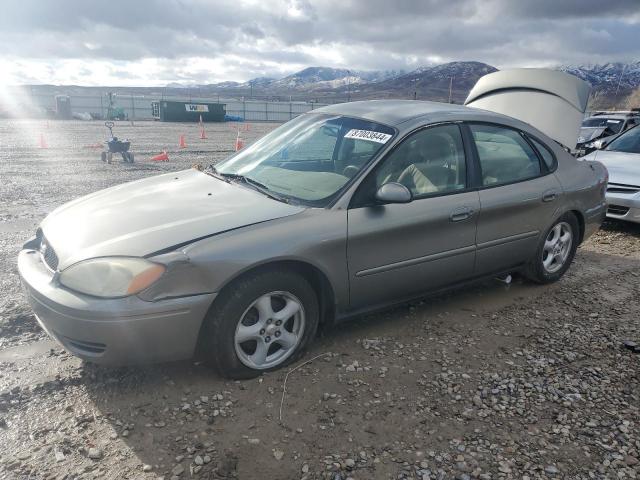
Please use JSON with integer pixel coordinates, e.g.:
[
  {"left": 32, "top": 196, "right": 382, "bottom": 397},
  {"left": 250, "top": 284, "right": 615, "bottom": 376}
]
[
  {"left": 523, "top": 212, "right": 579, "bottom": 284},
  {"left": 100, "top": 151, "right": 107, "bottom": 162},
  {"left": 107, "top": 152, "right": 113, "bottom": 164},
  {"left": 198, "top": 269, "right": 319, "bottom": 379},
  {"left": 128, "top": 152, "right": 134, "bottom": 163}
]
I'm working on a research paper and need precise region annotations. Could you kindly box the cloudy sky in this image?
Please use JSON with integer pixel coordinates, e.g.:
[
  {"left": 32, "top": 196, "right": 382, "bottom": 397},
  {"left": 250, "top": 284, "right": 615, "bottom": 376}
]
[{"left": 0, "top": 0, "right": 638, "bottom": 86}]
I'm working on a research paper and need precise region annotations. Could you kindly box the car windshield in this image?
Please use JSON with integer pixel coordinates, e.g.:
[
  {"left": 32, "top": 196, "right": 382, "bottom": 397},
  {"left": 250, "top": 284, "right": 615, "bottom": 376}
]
[
  {"left": 214, "top": 114, "right": 395, "bottom": 206},
  {"left": 605, "top": 125, "right": 640, "bottom": 154},
  {"left": 582, "top": 117, "right": 624, "bottom": 134}
]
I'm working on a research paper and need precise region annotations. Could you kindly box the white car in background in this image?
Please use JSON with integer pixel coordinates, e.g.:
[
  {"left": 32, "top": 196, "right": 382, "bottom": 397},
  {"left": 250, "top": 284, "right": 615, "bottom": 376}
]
[{"left": 584, "top": 125, "right": 640, "bottom": 223}]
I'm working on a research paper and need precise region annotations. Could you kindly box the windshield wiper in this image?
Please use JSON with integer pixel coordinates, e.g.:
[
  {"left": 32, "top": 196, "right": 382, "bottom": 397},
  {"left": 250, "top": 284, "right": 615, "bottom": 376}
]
[
  {"left": 204, "top": 165, "right": 227, "bottom": 181},
  {"left": 207, "top": 166, "right": 289, "bottom": 204}
]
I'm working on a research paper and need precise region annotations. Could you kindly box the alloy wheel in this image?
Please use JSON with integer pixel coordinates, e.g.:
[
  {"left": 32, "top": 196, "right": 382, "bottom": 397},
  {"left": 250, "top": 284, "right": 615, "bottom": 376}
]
[
  {"left": 542, "top": 221, "right": 573, "bottom": 274},
  {"left": 234, "top": 291, "right": 305, "bottom": 370}
]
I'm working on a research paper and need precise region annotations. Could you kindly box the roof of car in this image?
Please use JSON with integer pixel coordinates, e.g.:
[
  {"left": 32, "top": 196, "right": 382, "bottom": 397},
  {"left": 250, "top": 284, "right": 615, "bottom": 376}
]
[{"left": 312, "top": 100, "right": 480, "bottom": 126}]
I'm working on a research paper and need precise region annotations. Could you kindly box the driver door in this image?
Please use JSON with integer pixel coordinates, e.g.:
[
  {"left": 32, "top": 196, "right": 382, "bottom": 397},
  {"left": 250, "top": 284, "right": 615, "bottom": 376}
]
[{"left": 347, "top": 123, "right": 480, "bottom": 310}]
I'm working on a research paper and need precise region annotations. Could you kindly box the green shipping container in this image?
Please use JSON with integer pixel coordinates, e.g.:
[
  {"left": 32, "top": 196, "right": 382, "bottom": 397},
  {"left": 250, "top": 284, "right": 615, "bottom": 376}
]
[{"left": 158, "top": 101, "right": 225, "bottom": 122}]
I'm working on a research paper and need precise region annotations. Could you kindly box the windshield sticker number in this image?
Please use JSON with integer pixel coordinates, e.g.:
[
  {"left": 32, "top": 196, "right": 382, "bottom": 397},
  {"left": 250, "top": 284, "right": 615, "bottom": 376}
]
[{"left": 344, "top": 129, "right": 392, "bottom": 144}]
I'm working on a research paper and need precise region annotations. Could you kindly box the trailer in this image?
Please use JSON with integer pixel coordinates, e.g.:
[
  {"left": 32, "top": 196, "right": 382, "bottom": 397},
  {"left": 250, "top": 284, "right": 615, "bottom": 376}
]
[{"left": 153, "top": 100, "right": 225, "bottom": 122}]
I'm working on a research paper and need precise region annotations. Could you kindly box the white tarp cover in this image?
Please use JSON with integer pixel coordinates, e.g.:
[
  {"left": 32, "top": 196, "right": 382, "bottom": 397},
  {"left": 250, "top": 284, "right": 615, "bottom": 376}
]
[{"left": 464, "top": 68, "right": 591, "bottom": 149}]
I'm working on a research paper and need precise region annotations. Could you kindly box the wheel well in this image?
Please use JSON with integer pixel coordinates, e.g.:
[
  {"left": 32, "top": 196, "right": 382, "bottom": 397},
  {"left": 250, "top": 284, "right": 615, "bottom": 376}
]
[
  {"left": 216, "top": 261, "right": 337, "bottom": 325},
  {"left": 569, "top": 210, "right": 585, "bottom": 244}
]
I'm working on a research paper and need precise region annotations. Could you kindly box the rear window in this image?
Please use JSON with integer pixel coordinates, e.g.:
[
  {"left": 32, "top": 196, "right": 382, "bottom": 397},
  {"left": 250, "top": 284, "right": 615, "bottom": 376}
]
[{"left": 582, "top": 117, "right": 624, "bottom": 134}]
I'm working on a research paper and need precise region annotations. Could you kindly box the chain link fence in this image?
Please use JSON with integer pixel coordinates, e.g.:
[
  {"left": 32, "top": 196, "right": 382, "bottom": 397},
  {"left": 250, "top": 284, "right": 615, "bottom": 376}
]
[{"left": 22, "top": 91, "right": 332, "bottom": 122}]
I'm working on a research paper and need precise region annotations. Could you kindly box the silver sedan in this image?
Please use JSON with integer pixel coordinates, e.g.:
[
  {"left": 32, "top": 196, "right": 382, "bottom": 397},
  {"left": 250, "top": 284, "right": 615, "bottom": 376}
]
[
  {"left": 19, "top": 69, "right": 607, "bottom": 378},
  {"left": 584, "top": 125, "right": 640, "bottom": 223}
]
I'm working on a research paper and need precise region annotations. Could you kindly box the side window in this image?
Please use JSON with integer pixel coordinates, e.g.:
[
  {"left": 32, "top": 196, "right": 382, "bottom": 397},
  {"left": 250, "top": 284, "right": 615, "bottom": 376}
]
[
  {"left": 470, "top": 124, "right": 541, "bottom": 186},
  {"left": 374, "top": 124, "right": 467, "bottom": 197},
  {"left": 528, "top": 136, "right": 556, "bottom": 170}
]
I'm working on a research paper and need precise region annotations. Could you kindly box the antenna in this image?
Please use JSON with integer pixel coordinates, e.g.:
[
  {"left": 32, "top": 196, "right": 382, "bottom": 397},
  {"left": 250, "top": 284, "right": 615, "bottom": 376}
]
[{"left": 613, "top": 64, "right": 627, "bottom": 108}]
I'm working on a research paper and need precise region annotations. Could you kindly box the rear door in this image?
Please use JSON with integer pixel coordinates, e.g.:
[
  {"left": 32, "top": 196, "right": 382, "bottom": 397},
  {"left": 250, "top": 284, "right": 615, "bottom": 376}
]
[
  {"left": 347, "top": 123, "right": 480, "bottom": 310},
  {"left": 466, "top": 123, "right": 563, "bottom": 274}
]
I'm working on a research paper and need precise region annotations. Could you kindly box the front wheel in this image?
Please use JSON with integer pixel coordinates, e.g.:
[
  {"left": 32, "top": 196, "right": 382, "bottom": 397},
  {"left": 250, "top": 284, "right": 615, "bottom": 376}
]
[
  {"left": 524, "top": 213, "right": 579, "bottom": 284},
  {"left": 198, "top": 269, "right": 319, "bottom": 379}
]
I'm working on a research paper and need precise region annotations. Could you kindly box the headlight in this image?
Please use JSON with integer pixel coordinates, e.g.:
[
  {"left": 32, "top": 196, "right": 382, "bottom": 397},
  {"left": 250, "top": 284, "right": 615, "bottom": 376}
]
[{"left": 59, "top": 257, "right": 166, "bottom": 298}]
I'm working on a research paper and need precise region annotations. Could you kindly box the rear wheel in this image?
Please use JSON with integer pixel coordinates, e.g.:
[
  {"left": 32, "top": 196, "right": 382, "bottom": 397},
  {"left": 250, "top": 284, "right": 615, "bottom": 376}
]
[
  {"left": 100, "top": 151, "right": 107, "bottom": 162},
  {"left": 127, "top": 152, "right": 134, "bottom": 163},
  {"left": 524, "top": 212, "right": 579, "bottom": 284},
  {"left": 198, "top": 269, "right": 319, "bottom": 379}
]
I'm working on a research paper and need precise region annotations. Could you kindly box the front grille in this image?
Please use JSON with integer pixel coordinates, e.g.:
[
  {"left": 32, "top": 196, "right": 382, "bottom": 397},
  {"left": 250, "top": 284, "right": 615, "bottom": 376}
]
[
  {"left": 36, "top": 228, "right": 59, "bottom": 271},
  {"left": 607, "top": 204, "right": 630, "bottom": 216},
  {"left": 607, "top": 183, "right": 640, "bottom": 194}
]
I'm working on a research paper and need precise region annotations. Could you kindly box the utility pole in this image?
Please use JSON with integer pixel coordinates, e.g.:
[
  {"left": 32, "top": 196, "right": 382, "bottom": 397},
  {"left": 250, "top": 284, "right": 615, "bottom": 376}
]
[{"left": 448, "top": 76, "right": 454, "bottom": 103}]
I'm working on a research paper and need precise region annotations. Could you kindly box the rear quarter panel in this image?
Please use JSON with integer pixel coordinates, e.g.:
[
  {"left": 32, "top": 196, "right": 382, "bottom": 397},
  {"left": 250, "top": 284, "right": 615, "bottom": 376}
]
[{"left": 553, "top": 148, "right": 607, "bottom": 241}]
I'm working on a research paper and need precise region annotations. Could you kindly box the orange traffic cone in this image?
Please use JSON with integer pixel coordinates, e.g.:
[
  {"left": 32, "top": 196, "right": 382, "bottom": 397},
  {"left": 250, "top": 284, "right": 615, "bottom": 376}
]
[
  {"left": 235, "top": 131, "right": 244, "bottom": 151},
  {"left": 151, "top": 150, "right": 169, "bottom": 162},
  {"left": 200, "top": 127, "right": 207, "bottom": 140},
  {"left": 39, "top": 133, "right": 48, "bottom": 149},
  {"left": 179, "top": 135, "right": 187, "bottom": 149}
]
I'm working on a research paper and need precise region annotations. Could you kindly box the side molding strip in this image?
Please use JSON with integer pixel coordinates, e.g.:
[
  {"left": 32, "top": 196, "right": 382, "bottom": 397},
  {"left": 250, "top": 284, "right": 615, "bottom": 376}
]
[{"left": 356, "top": 245, "right": 476, "bottom": 277}]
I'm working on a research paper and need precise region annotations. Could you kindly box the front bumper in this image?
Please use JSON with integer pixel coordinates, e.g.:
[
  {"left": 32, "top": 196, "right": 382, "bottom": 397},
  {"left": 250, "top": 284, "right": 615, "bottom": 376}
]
[
  {"left": 18, "top": 249, "right": 216, "bottom": 365},
  {"left": 605, "top": 193, "right": 640, "bottom": 224}
]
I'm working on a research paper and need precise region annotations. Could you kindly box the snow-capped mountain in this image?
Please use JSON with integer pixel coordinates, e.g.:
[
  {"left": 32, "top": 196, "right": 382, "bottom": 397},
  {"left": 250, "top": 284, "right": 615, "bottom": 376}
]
[
  {"left": 558, "top": 62, "right": 640, "bottom": 94},
  {"left": 265, "top": 67, "right": 404, "bottom": 91},
  {"left": 162, "top": 61, "right": 639, "bottom": 105},
  {"left": 355, "top": 61, "right": 498, "bottom": 102}
]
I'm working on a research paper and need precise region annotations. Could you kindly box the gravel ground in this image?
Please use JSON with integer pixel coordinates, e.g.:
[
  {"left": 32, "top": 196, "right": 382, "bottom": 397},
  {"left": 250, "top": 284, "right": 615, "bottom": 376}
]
[{"left": 0, "top": 120, "right": 639, "bottom": 480}]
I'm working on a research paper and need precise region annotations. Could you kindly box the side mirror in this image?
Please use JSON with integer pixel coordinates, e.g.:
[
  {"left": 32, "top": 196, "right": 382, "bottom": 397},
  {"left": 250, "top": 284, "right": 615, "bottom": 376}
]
[{"left": 375, "top": 182, "right": 413, "bottom": 204}]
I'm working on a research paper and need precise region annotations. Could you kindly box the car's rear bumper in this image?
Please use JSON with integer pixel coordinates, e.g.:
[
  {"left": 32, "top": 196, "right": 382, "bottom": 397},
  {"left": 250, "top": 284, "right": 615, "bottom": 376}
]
[
  {"left": 605, "top": 193, "right": 640, "bottom": 224},
  {"left": 18, "top": 249, "right": 216, "bottom": 366}
]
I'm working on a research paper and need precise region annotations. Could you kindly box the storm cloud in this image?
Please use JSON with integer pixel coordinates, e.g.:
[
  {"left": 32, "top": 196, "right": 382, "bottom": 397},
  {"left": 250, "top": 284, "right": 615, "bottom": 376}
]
[{"left": 0, "top": 0, "right": 638, "bottom": 85}]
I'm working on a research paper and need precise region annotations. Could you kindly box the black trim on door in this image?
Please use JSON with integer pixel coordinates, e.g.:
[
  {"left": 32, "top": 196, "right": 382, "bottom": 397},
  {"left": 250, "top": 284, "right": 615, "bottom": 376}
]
[{"left": 460, "top": 123, "right": 482, "bottom": 189}]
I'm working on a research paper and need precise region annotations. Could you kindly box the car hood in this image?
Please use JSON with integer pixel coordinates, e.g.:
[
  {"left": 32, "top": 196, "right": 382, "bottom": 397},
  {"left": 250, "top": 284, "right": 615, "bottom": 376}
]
[
  {"left": 584, "top": 150, "right": 640, "bottom": 186},
  {"left": 41, "top": 169, "right": 305, "bottom": 270},
  {"left": 465, "top": 68, "right": 591, "bottom": 149},
  {"left": 577, "top": 127, "right": 607, "bottom": 144}
]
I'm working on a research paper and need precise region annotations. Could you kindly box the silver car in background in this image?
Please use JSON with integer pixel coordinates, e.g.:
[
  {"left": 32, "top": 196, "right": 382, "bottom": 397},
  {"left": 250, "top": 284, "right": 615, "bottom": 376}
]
[
  {"left": 584, "top": 125, "right": 640, "bottom": 223},
  {"left": 576, "top": 112, "right": 639, "bottom": 153},
  {"left": 19, "top": 69, "right": 607, "bottom": 378}
]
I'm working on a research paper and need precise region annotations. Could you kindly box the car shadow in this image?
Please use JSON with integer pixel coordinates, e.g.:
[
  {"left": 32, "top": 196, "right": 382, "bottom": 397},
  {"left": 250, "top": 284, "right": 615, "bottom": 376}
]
[{"left": 601, "top": 218, "right": 640, "bottom": 237}]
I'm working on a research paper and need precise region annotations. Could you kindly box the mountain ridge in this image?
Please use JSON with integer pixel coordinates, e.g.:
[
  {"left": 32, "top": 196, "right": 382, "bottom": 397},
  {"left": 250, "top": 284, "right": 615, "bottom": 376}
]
[{"left": 163, "top": 61, "right": 638, "bottom": 105}]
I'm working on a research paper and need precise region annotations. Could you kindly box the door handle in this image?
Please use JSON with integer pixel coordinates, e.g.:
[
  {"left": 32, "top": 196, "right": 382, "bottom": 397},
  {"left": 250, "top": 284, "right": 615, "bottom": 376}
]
[
  {"left": 450, "top": 206, "right": 474, "bottom": 222},
  {"left": 542, "top": 190, "right": 558, "bottom": 202}
]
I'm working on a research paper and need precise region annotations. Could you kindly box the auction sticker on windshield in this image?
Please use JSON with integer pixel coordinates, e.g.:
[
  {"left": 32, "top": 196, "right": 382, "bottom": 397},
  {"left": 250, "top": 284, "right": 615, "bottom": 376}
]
[{"left": 344, "top": 129, "right": 392, "bottom": 144}]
